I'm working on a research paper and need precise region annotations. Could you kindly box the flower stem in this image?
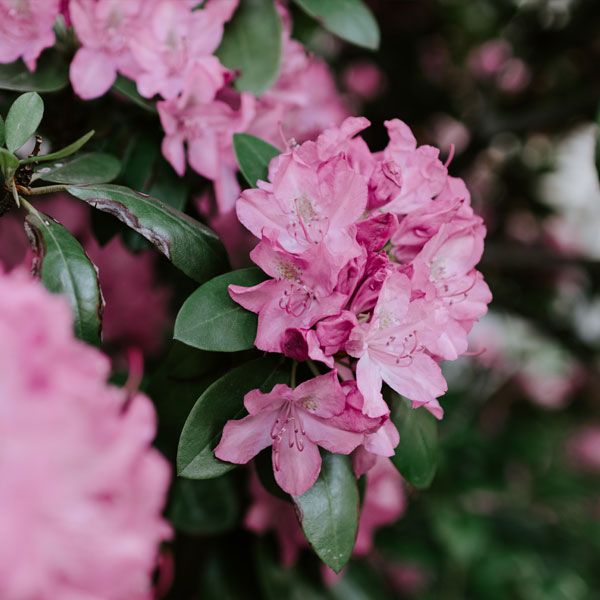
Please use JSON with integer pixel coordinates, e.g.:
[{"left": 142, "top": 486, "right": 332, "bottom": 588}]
[
  {"left": 290, "top": 361, "right": 298, "bottom": 388},
  {"left": 22, "top": 184, "right": 68, "bottom": 196},
  {"left": 307, "top": 360, "right": 321, "bottom": 378}
]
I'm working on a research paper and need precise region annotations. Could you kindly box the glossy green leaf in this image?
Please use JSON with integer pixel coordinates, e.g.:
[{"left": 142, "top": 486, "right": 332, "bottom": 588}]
[
  {"left": 217, "top": 0, "right": 282, "bottom": 95},
  {"left": 5, "top": 92, "right": 44, "bottom": 152},
  {"left": 34, "top": 153, "right": 121, "bottom": 184},
  {"left": 0, "top": 54, "right": 69, "bottom": 92},
  {"left": 390, "top": 392, "right": 439, "bottom": 488},
  {"left": 233, "top": 133, "right": 279, "bottom": 187},
  {"left": 25, "top": 212, "right": 103, "bottom": 345},
  {"left": 112, "top": 75, "right": 157, "bottom": 113},
  {"left": 168, "top": 474, "right": 240, "bottom": 535},
  {"left": 67, "top": 184, "right": 228, "bottom": 283},
  {"left": 293, "top": 0, "right": 380, "bottom": 50},
  {"left": 175, "top": 268, "right": 265, "bottom": 352},
  {"left": 0, "top": 148, "right": 19, "bottom": 181},
  {"left": 177, "top": 357, "right": 288, "bottom": 479},
  {"left": 21, "top": 130, "right": 95, "bottom": 165},
  {"left": 293, "top": 452, "right": 359, "bottom": 573}
]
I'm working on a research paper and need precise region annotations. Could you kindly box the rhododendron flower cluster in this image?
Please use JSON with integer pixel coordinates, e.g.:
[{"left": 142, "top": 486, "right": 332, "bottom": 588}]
[
  {"left": 0, "top": 268, "right": 170, "bottom": 600},
  {"left": 217, "top": 116, "right": 492, "bottom": 494}
]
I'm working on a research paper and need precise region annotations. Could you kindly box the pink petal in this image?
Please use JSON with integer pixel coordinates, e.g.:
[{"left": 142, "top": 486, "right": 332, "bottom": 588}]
[
  {"left": 161, "top": 135, "right": 186, "bottom": 176},
  {"left": 303, "top": 414, "right": 363, "bottom": 454},
  {"left": 214, "top": 411, "right": 278, "bottom": 464},
  {"left": 292, "top": 371, "right": 346, "bottom": 418},
  {"left": 364, "top": 419, "right": 400, "bottom": 456},
  {"left": 244, "top": 384, "right": 289, "bottom": 415},
  {"left": 69, "top": 48, "right": 116, "bottom": 100},
  {"left": 355, "top": 355, "right": 387, "bottom": 418},
  {"left": 273, "top": 438, "right": 321, "bottom": 496}
]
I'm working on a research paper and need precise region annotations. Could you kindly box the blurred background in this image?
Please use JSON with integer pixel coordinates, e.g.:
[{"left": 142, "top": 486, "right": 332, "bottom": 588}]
[{"left": 325, "top": 0, "right": 600, "bottom": 597}]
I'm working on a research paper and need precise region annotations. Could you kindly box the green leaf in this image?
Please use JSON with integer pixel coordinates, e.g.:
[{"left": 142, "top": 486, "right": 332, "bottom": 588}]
[
  {"left": 233, "top": 133, "right": 279, "bottom": 187},
  {"left": 293, "top": 0, "right": 380, "bottom": 50},
  {"left": 5, "top": 92, "right": 44, "bottom": 152},
  {"left": 0, "top": 115, "right": 5, "bottom": 147},
  {"left": 21, "top": 130, "right": 95, "bottom": 165},
  {"left": 33, "top": 152, "right": 121, "bottom": 184},
  {"left": 66, "top": 184, "right": 227, "bottom": 283},
  {"left": 175, "top": 268, "right": 265, "bottom": 352},
  {"left": 112, "top": 75, "right": 157, "bottom": 113},
  {"left": 293, "top": 452, "right": 359, "bottom": 573},
  {"left": 216, "top": 0, "right": 283, "bottom": 95},
  {"left": 177, "top": 357, "right": 288, "bottom": 479},
  {"left": 25, "top": 212, "right": 103, "bottom": 345},
  {"left": 168, "top": 474, "right": 240, "bottom": 535},
  {"left": 0, "top": 148, "right": 19, "bottom": 181},
  {"left": 0, "top": 54, "right": 69, "bottom": 92},
  {"left": 390, "top": 392, "right": 439, "bottom": 488}
]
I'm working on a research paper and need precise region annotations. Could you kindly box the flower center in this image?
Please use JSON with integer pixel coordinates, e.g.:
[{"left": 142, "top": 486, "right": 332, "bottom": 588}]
[{"left": 271, "top": 401, "right": 306, "bottom": 471}]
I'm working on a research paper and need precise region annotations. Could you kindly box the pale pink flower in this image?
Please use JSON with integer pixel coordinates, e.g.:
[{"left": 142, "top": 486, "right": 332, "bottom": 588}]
[
  {"left": 215, "top": 371, "right": 363, "bottom": 495},
  {"left": 245, "top": 470, "right": 306, "bottom": 566},
  {"left": 237, "top": 153, "right": 367, "bottom": 290},
  {"left": 347, "top": 270, "right": 448, "bottom": 419},
  {"left": 468, "top": 40, "right": 512, "bottom": 78},
  {"left": 0, "top": 268, "right": 170, "bottom": 600},
  {"left": 0, "top": 0, "right": 60, "bottom": 70},
  {"left": 355, "top": 457, "right": 406, "bottom": 555},
  {"left": 70, "top": 0, "right": 153, "bottom": 99},
  {"left": 158, "top": 88, "right": 255, "bottom": 209},
  {"left": 129, "top": 0, "right": 236, "bottom": 100}
]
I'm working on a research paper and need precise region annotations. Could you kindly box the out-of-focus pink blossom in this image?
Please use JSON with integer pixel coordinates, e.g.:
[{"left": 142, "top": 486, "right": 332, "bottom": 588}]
[
  {"left": 0, "top": 0, "right": 60, "bottom": 70},
  {"left": 343, "top": 60, "right": 387, "bottom": 101},
  {"left": 245, "top": 471, "right": 306, "bottom": 566},
  {"left": 129, "top": 0, "right": 236, "bottom": 100},
  {"left": 567, "top": 426, "right": 600, "bottom": 472},
  {"left": 215, "top": 371, "right": 364, "bottom": 495},
  {"left": 497, "top": 57, "right": 531, "bottom": 93},
  {"left": 69, "top": 0, "right": 152, "bottom": 99},
  {"left": 0, "top": 268, "right": 171, "bottom": 600},
  {"left": 468, "top": 40, "right": 512, "bottom": 78},
  {"left": 355, "top": 457, "right": 406, "bottom": 555}
]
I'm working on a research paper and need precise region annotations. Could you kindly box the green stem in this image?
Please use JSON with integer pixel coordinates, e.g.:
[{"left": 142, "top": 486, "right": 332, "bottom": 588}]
[
  {"left": 19, "top": 196, "right": 43, "bottom": 219},
  {"left": 22, "top": 184, "right": 68, "bottom": 196},
  {"left": 290, "top": 361, "right": 298, "bottom": 388},
  {"left": 306, "top": 360, "right": 321, "bottom": 378},
  {"left": 10, "top": 180, "right": 20, "bottom": 208}
]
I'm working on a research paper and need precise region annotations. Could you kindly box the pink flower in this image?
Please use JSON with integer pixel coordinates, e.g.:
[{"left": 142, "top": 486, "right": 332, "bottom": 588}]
[
  {"left": 410, "top": 220, "right": 491, "bottom": 359},
  {"left": 355, "top": 457, "right": 406, "bottom": 555},
  {"left": 0, "top": 0, "right": 60, "bottom": 70},
  {"left": 567, "top": 426, "right": 600, "bottom": 472},
  {"left": 0, "top": 268, "right": 170, "bottom": 600},
  {"left": 370, "top": 119, "right": 448, "bottom": 213},
  {"left": 229, "top": 237, "right": 347, "bottom": 353},
  {"left": 129, "top": 0, "right": 236, "bottom": 100},
  {"left": 245, "top": 470, "right": 306, "bottom": 566},
  {"left": 347, "top": 270, "right": 448, "bottom": 419},
  {"left": 215, "top": 371, "right": 363, "bottom": 495},
  {"left": 343, "top": 60, "right": 387, "bottom": 101},
  {"left": 237, "top": 154, "right": 367, "bottom": 290},
  {"left": 158, "top": 88, "right": 255, "bottom": 206},
  {"left": 69, "top": 0, "right": 152, "bottom": 99},
  {"left": 85, "top": 236, "right": 171, "bottom": 357}
]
